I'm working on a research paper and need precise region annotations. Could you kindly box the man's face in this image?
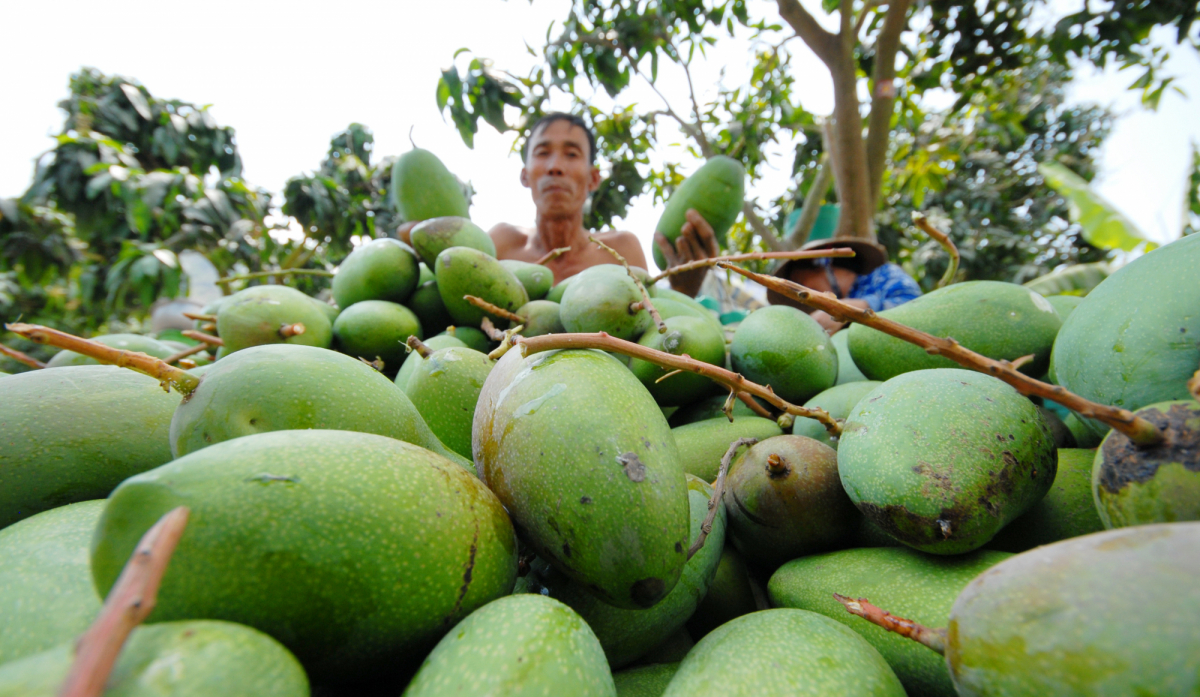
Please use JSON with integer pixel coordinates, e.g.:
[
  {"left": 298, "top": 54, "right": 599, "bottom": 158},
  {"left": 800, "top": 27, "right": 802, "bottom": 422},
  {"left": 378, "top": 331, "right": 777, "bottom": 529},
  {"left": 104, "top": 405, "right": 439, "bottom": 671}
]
[{"left": 520, "top": 119, "right": 601, "bottom": 218}]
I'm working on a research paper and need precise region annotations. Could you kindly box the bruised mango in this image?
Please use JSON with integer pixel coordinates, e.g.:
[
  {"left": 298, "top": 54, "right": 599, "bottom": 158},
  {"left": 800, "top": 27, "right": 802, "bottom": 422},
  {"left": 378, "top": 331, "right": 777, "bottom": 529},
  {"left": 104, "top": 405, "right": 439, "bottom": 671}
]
[
  {"left": 410, "top": 216, "right": 496, "bottom": 267},
  {"left": 987, "top": 448, "right": 1104, "bottom": 552}
]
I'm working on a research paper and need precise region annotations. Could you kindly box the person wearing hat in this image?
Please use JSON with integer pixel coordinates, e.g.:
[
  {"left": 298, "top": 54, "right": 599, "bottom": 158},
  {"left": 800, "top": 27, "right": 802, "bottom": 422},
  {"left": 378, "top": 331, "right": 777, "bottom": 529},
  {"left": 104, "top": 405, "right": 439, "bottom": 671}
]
[{"left": 770, "top": 208, "right": 921, "bottom": 333}]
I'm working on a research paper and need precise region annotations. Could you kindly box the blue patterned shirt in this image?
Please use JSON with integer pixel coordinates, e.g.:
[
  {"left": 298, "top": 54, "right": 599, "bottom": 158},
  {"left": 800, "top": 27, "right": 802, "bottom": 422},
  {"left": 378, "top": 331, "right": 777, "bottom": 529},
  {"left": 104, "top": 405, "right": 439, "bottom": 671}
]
[{"left": 847, "top": 263, "right": 922, "bottom": 312}]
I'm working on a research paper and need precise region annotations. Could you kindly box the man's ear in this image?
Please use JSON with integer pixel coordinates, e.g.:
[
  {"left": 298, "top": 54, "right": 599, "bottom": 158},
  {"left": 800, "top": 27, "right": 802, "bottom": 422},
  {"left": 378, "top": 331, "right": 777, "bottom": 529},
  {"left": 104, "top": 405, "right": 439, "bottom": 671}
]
[
  {"left": 520, "top": 167, "right": 531, "bottom": 189},
  {"left": 587, "top": 165, "right": 602, "bottom": 193}
]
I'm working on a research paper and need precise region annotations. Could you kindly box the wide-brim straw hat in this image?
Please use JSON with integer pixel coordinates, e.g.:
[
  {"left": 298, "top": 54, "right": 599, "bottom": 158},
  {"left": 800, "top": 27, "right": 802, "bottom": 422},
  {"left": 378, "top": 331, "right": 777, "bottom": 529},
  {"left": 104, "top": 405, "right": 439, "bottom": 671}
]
[{"left": 767, "top": 237, "right": 889, "bottom": 308}]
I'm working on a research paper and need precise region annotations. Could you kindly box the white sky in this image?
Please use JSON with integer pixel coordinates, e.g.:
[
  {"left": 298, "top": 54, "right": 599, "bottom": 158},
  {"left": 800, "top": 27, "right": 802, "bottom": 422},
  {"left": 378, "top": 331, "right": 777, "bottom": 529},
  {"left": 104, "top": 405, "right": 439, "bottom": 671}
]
[{"left": 2, "top": 0, "right": 1197, "bottom": 272}]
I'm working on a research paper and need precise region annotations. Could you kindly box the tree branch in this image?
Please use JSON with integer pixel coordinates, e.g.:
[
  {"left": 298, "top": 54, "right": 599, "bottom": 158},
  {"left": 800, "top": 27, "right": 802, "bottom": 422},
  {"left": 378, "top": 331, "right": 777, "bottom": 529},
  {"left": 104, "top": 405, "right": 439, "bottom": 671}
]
[
  {"left": 648, "top": 247, "right": 855, "bottom": 284},
  {"left": 534, "top": 246, "right": 571, "bottom": 266},
  {"left": 0, "top": 343, "right": 45, "bottom": 369},
  {"left": 464, "top": 295, "right": 524, "bottom": 325},
  {"left": 865, "top": 0, "right": 913, "bottom": 205},
  {"left": 688, "top": 437, "right": 757, "bottom": 559},
  {"left": 833, "top": 593, "right": 947, "bottom": 655},
  {"left": 788, "top": 154, "right": 834, "bottom": 247},
  {"left": 742, "top": 202, "right": 788, "bottom": 252},
  {"left": 912, "top": 212, "right": 960, "bottom": 287},
  {"left": 590, "top": 234, "right": 666, "bottom": 333},
  {"left": 163, "top": 343, "right": 209, "bottom": 365},
  {"left": 776, "top": 0, "right": 841, "bottom": 66}
]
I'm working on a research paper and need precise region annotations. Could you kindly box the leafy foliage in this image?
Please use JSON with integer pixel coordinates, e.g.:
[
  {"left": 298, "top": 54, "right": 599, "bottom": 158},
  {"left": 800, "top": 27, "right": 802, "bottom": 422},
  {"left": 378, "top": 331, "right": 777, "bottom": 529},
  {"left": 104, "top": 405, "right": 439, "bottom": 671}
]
[{"left": 1185, "top": 142, "right": 1200, "bottom": 237}]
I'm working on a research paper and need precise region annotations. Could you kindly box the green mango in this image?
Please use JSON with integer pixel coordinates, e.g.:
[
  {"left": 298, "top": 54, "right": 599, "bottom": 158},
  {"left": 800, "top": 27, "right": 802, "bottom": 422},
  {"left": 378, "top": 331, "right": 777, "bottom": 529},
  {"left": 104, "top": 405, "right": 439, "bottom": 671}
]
[
  {"left": 435, "top": 246, "right": 529, "bottom": 326},
  {"left": 667, "top": 395, "right": 760, "bottom": 428},
  {"left": 1092, "top": 399, "right": 1200, "bottom": 529},
  {"left": 408, "top": 280, "right": 454, "bottom": 335},
  {"left": 402, "top": 594, "right": 616, "bottom": 697},
  {"left": 405, "top": 346, "right": 494, "bottom": 460},
  {"left": 724, "top": 435, "right": 860, "bottom": 569},
  {"left": 768, "top": 547, "right": 1012, "bottom": 697},
  {"left": 394, "top": 334, "right": 468, "bottom": 391},
  {"left": 308, "top": 295, "right": 340, "bottom": 324},
  {"left": 473, "top": 348, "right": 689, "bottom": 609},
  {"left": 0, "top": 501, "right": 102, "bottom": 664},
  {"left": 0, "top": 366, "right": 179, "bottom": 529},
  {"left": 685, "top": 544, "right": 757, "bottom": 640},
  {"left": 654, "top": 288, "right": 722, "bottom": 334},
  {"left": 838, "top": 369, "right": 1057, "bottom": 554},
  {"left": 1064, "top": 412, "right": 1105, "bottom": 448},
  {"left": 671, "top": 416, "right": 783, "bottom": 481},
  {"left": 652, "top": 156, "right": 745, "bottom": 271},
  {"left": 1037, "top": 405, "right": 1077, "bottom": 448},
  {"left": 560, "top": 265, "right": 653, "bottom": 340},
  {"left": 847, "top": 281, "right": 1062, "bottom": 381},
  {"left": 515, "top": 300, "right": 566, "bottom": 337},
  {"left": 629, "top": 316, "right": 725, "bottom": 406},
  {"left": 545, "top": 275, "right": 575, "bottom": 303},
  {"left": 614, "top": 663, "right": 680, "bottom": 697},
  {"left": 501, "top": 259, "right": 554, "bottom": 300},
  {"left": 791, "top": 381, "right": 882, "bottom": 449},
  {"left": 0, "top": 370, "right": 9, "bottom": 377},
  {"left": 526, "top": 476, "right": 726, "bottom": 669},
  {"left": 633, "top": 627, "right": 694, "bottom": 665},
  {"left": 91, "top": 430, "right": 517, "bottom": 685},
  {"left": 1045, "top": 294, "right": 1083, "bottom": 322},
  {"left": 661, "top": 609, "right": 904, "bottom": 696},
  {"left": 332, "top": 299, "right": 423, "bottom": 368},
  {"left": 832, "top": 330, "right": 868, "bottom": 384},
  {"left": 216, "top": 285, "right": 333, "bottom": 353},
  {"left": 418, "top": 262, "right": 434, "bottom": 285},
  {"left": 987, "top": 448, "right": 1105, "bottom": 552},
  {"left": 169, "top": 344, "right": 468, "bottom": 469},
  {"left": 440, "top": 325, "right": 491, "bottom": 352},
  {"left": 730, "top": 305, "right": 837, "bottom": 404},
  {"left": 1053, "top": 233, "right": 1200, "bottom": 442},
  {"left": 945, "top": 522, "right": 1200, "bottom": 696},
  {"left": 390, "top": 148, "right": 470, "bottom": 222},
  {"left": 411, "top": 216, "right": 496, "bottom": 267},
  {"left": 45, "top": 333, "right": 176, "bottom": 368},
  {"left": 331, "top": 238, "right": 420, "bottom": 309},
  {"left": 0, "top": 620, "right": 309, "bottom": 697}
]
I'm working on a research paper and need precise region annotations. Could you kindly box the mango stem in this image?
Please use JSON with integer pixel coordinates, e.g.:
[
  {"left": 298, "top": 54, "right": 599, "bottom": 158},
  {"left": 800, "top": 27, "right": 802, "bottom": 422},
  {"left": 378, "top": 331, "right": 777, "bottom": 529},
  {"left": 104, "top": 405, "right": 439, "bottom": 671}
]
[
  {"left": 278, "top": 323, "right": 306, "bottom": 338},
  {"left": 534, "top": 246, "right": 571, "bottom": 266},
  {"left": 405, "top": 335, "right": 433, "bottom": 359},
  {"left": 480, "top": 317, "right": 506, "bottom": 342},
  {"left": 689, "top": 437, "right": 758, "bottom": 560},
  {"left": 58, "top": 507, "right": 190, "bottom": 697},
  {"left": 5, "top": 324, "right": 200, "bottom": 396},
  {"left": 463, "top": 295, "right": 523, "bottom": 325},
  {"left": 0, "top": 342, "right": 46, "bottom": 369},
  {"left": 718, "top": 263, "right": 1166, "bottom": 448},
  {"left": 737, "top": 392, "right": 774, "bottom": 419},
  {"left": 589, "top": 235, "right": 667, "bottom": 334},
  {"left": 833, "top": 593, "right": 948, "bottom": 655},
  {"left": 163, "top": 343, "right": 209, "bottom": 365},
  {"left": 181, "top": 312, "right": 217, "bottom": 322},
  {"left": 181, "top": 330, "right": 223, "bottom": 347},
  {"left": 912, "top": 212, "right": 960, "bottom": 288},
  {"left": 647, "top": 248, "right": 857, "bottom": 285}
]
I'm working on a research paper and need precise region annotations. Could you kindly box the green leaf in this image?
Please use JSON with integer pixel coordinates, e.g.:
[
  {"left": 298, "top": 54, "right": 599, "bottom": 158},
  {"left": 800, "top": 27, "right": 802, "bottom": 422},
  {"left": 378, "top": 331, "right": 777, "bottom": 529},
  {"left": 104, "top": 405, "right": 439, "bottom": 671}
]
[
  {"left": 1023, "top": 262, "right": 1112, "bottom": 297},
  {"left": 1038, "top": 161, "right": 1157, "bottom": 253}
]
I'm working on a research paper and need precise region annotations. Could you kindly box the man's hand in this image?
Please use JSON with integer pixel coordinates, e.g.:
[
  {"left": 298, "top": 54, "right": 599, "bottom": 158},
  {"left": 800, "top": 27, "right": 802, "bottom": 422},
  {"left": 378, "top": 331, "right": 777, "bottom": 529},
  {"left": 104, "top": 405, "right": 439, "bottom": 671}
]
[{"left": 654, "top": 209, "right": 720, "bottom": 298}]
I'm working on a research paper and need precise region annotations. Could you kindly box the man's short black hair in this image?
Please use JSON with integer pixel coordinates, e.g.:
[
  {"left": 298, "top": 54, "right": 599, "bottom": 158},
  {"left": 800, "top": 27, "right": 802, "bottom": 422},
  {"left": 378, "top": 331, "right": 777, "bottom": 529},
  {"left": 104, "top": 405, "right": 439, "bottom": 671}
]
[{"left": 524, "top": 112, "right": 597, "bottom": 165}]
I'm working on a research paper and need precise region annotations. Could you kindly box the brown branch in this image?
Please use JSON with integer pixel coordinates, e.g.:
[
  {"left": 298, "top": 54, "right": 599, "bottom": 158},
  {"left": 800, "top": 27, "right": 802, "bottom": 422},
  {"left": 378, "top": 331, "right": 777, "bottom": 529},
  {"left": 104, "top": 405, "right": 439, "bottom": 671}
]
[
  {"left": 833, "top": 593, "right": 947, "bottom": 654},
  {"left": 788, "top": 154, "right": 834, "bottom": 247},
  {"left": 688, "top": 437, "right": 758, "bottom": 559},
  {"left": 590, "top": 235, "right": 666, "bottom": 334},
  {"left": 163, "top": 343, "right": 208, "bottom": 365},
  {"left": 0, "top": 343, "right": 46, "bottom": 369},
  {"left": 278, "top": 323, "right": 306, "bottom": 339},
  {"left": 6, "top": 324, "right": 200, "bottom": 396},
  {"left": 776, "top": 0, "right": 840, "bottom": 66},
  {"left": 58, "top": 507, "right": 190, "bottom": 697},
  {"left": 853, "top": 0, "right": 887, "bottom": 37},
  {"left": 480, "top": 317, "right": 506, "bottom": 342},
  {"left": 912, "top": 212, "right": 960, "bottom": 288},
  {"left": 405, "top": 335, "right": 433, "bottom": 359},
  {"left": 181, "top": 312, "right": 216, "bottom": 322},
  {"left": 741, "top": 203, "right": 788, "bottom": 252},
  {"left": 507, "top": 332, "right": 841, "bottom": 436},
  {"left": 738, "top": 392, "right": 774, "bottom": 418},
  {"left": 534, "top": 246, "right": 571, "bottom": 266},
  {"left": 181, "top": 330, "right": 223, "bottom": 347},
  {"left": 718, "top": 264, "right": 1165, "bottom": 446},
  {"left": 865, "top": 0, "right": 913, "bottom": 206},
  {"left": 464, "top": 295, "right": 524, "bottom": 324},
  {"left": 648, "top": 248, "right": 856, "bottom": 284},
  {"left": 215, "top": 268, "right": 333, "bottom": 288}
]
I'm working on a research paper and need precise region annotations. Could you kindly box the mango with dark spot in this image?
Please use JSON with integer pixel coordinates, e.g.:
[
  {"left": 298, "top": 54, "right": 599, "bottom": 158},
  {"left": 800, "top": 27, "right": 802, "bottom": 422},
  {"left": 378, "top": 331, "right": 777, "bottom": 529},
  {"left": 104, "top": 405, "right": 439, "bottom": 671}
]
[
  {"left": 838, "top": 369, "right": 1057, "bottom": 554},
  {"left": 944, "top": 522, "right": 1200, "bottom": 696},
  {"left": 435, "top": 246, "right": 529, "bottom": 327},
  {"left": 1092, "top": 399, "right": 1200, "bottom": 529},
  {"left": 559, "top": 264, "right": 654, "bottom": 341},
  {"left": 216, "top": 284, "right": 333, "bottom": 353},
  {"left": 847, "top": 281, "right": 1062, "bottom": 381},
  {"left": 411, "top": 216, "right": 496, "bottom": 267},
  {"left": 987, "top": 448, "right": 1105, "bottom": 552},
  {"left": 472, "top": 348, "right": 689, "bottom": 610},
  {"left": 404, "top": 345, "right": 494, "bottom": 461},
  {"left": 90, "top": 430, "right": 517, "bottom": 687}
]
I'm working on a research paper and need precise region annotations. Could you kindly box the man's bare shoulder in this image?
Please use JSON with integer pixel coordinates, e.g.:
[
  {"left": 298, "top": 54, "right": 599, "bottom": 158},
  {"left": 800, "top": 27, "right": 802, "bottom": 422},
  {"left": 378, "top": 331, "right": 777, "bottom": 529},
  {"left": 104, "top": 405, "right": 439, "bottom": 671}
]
[
  {"left": 488, "top": 223, "right": 535, "bottom": 260},
  {"left": 594, "top": 230, "right": 649, "bottom": 269}
]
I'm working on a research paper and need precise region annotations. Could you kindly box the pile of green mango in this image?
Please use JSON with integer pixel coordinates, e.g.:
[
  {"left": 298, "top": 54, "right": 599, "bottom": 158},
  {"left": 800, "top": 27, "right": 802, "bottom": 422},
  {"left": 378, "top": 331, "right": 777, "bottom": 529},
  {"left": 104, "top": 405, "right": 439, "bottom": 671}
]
[{"left": 2, "top": 151, "right": 1198, "bottom": 696}]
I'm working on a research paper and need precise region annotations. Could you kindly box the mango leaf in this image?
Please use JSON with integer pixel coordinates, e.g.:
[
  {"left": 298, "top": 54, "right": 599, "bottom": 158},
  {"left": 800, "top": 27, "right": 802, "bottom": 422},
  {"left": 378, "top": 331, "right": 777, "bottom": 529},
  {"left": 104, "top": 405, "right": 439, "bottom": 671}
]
[
  {"left": 1039, "top": 161, "right": 1157, "bottom": 252},
  {"left": 1023, "top": 262, "right": 1112, "bottom": 297}
]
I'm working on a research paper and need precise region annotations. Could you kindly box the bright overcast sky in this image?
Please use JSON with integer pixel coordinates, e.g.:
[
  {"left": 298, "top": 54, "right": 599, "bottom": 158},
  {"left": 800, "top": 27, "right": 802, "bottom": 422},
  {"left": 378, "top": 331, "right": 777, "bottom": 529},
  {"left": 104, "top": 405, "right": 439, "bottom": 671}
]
[{"left": 2, "top": 0, "right": 1197, "bottom": 272}]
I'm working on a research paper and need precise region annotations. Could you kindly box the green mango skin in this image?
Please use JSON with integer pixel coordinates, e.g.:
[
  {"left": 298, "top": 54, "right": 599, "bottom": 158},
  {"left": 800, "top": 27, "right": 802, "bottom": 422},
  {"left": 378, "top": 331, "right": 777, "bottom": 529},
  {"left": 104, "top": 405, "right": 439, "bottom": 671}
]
[
  {"left": 473, "top": 348, "right": 689, "bottom": 610},
  {"left": 685, "top": 544, "right": 757, "bottom": 640},
  {"left": 654, "top": 288, "right": 722, "bottom": 333},
  {"left": 769, "top": 547, "right": 1011, "bottom": 697},
  {"left": 411, "top": 216, "right": 497, "bottom": 267},
  {"left": 405, "top": 346, "right": 494, "bottom": 460},
  {"left": 441, "top": 325, "right": 491, "bottom": 352},
  {"left": 390, "top": 148, "right": 471, "bottom": 223},
  {"left": 838, "top": 369, "right": 1058, "bottom": 554},
  {"left": 332, "top": 238, "right": 420, "bottom": 309},
  {"left": 630, "top": 316, "right": 726, "bottom": 407},
  {"left": 1092, "top": 400, "right": 1200, "bottom": 529},
  {"left": 724, "top": 435, "right": 860, "bottom": 569},
  {"left": 91, "top": 430, "right": 517, "bottom": 685},
  {"left": 1045, "top": 294, "right": 1083, "bottom": 322},
  {"left": 216, "top": 285, "right": 333, "bottom": 353},
  {"left": 560, "top": 265, "right": 653, "bottom": 341},
  {"left": 45, "top": 333, "right": 176, "bottom": 368},
  {"left": 731, "top": 306, "right": 837, "bottom": 404},
  {"left": 169, "top": 344, "right": 468, "bottom": 469},
  {"left": 0, "top": 370, "right": 9, "bottom": 377},
  {"left": 1037, "top": 405, "right": 1077, "bottom": 449},
  {"left": 332, "top": 299, "right": 423, "bottom": 368},
  {"left": 947, "top": 522, "right": 1200, "bottom": 696},
  {"left": 528, "top": 476, "right": 726, "bottom": 669},
  {"left": 0, "top": 366, "right": 179, "bottom": 529},
  {"left": 614, "top": 663, "right": 680, "bottom": 697},
  {"left": 0, "top": 620, "right": 309, "bottom": 697},
  {"left": 652, "top": 156, "right": 745, "bottom": 271},
  {"left": 516, "top": 300, "right": 566, "bottom": 337},
  {"left": 545, "top": 275, "right": 575, "bottom": 303},
  {"left": 501, "top": 259, "right": 554, "bottom": 300},
  {"left": 402, "top": 595, "right": 616, "bottom": 697},
  {"left": 1065, "top": 412, "right": 1106, "bottom": 448},
  {"left": 832, "top": 330, "right": 869, "bottom": 384},
  {"left": 791, "top": 381, "right": 883, "bottom": 448},
  {"left": 0, "top": 501, "right": 103, "bottom": 664},
  {"left": 418, "top": 262, "right": 435, "bottom": 285},
  {"left": 662, "top": 609, "right": 905, "bottom": 697},
  {"left": 408, "top": 280, "right": 454, "bottom": 336},
  {"left": 848, "top": 281, "right": 1062, "bottom": 381},
  {"left": 307, "top": 295, "right": 340, "bottom": 325},
  {"left": 1052, "top": 234, "right": 1200, "bottom": 442},
  {"left": 394, "top": 334, "right": 467, "bottom": 391},
  {"left": 436, "top": 246, "right": 529, "bottom": 327},
  {"left": 987, "top": 448, "right": 1105, "bottom": 552},
  {"left": 671, "top": 417, "right": 783, "bottom": 481},
  {"left": 633, "top": 627, "right": 693, "bottom": 665},
  {"left": 667, "top": 396, "right": 759, "bottom": 428}
]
